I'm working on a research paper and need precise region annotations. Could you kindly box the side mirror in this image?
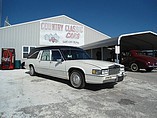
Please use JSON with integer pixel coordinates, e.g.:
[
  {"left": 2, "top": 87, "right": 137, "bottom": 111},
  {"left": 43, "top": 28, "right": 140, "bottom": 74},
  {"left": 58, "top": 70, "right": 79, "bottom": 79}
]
[{"left": 57, "top": 59, "right": 62, "bottom": 63}]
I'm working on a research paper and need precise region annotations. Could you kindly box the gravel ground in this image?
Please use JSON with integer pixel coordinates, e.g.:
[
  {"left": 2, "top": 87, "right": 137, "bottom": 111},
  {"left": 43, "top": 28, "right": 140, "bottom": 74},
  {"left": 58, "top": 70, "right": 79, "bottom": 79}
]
[{"left": 0, "top": 69, "right": 157, "bottom": 118}]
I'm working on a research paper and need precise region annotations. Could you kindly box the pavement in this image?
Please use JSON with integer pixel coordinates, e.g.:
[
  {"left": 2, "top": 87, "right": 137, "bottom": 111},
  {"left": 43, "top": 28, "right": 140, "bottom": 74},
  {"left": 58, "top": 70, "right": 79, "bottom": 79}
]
[{"left": 0, "top": 69, "right": 157, "bottom": 118}]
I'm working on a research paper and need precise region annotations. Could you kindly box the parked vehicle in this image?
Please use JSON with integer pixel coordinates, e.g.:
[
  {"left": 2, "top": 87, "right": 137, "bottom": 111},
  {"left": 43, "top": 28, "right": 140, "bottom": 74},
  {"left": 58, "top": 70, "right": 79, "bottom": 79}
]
[
  {"left": 26, "top": 46, "right": 126, "bottom": 89},
  {"left": 121, "top": 50, "right": 157, "bottom": 72}
]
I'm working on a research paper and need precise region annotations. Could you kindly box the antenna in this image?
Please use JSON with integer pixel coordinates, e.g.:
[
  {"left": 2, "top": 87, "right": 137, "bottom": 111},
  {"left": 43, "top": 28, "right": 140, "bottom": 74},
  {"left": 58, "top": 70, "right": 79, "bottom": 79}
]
[{"left": 4, "top": 16, "right": 11, "bottom": 26}]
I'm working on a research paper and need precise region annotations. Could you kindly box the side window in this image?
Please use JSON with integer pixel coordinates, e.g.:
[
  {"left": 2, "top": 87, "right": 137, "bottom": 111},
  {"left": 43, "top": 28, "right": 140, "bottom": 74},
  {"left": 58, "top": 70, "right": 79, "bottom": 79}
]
[
  {"left": 52, "top": 50, "right": 61, "bottom": 61},
  {"left": 28, "top": 51, "right": 39, "bottom": 59},
  {"left": 41, "top": 50, "right": 50, "bottom": 61}
]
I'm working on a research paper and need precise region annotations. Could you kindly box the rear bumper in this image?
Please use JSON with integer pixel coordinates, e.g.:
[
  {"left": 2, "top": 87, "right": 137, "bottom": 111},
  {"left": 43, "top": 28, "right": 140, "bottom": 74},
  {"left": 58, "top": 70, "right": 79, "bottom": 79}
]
[{"left": 148, "top": 65, "right": 157, "bottom": 68}]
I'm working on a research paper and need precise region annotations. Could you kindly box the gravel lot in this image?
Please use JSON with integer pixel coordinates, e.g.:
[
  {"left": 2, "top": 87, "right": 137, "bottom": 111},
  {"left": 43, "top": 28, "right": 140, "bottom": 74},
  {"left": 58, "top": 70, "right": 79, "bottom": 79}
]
[{"left": 0, "top": 69, "right": 157, "bottom": 118}]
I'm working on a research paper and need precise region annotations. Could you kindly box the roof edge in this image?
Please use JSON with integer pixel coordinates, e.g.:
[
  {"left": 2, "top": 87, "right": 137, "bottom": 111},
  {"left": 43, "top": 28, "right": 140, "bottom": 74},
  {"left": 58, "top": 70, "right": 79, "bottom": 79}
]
[
  {"left": 118, "top": 31, "right": 157, "bottom": 45},
  {"left": 62, "top": 15, "right": 111, "bottom": 38},
  {"left": 0, "top": 15, "right": 66, "bottom": 30},
  {"left": 0, "top": 15, "right": 111, "bottom": 38}
]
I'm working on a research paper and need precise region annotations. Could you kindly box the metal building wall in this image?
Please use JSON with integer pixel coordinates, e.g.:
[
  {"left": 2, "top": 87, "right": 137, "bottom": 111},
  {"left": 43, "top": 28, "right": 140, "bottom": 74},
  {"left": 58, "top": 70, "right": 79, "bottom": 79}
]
[
  {"left": 0, "top": 22, "right": 40, "bottom": 63},
  {"left": 42, "top": 15, "right": 110, "bottom": 44},
  {"left": 0, "top": 15, "right": 110, "bottom": 64}
]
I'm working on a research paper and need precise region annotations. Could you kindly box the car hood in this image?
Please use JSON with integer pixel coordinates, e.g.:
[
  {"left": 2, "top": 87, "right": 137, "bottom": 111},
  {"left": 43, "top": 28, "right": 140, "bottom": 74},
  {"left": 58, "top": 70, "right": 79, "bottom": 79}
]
[{"left": 67, "top": 59, "right": 122, "bottom": 69}]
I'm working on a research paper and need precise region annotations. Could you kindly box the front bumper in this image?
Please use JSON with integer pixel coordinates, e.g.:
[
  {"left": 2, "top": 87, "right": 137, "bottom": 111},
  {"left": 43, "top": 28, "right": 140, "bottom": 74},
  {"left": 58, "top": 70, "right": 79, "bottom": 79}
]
[
  {"left": 85, "top": 72, "right": 126, "bottom": 84},
  {"left": 103, "top": 72, "right": 126, "bottom": 83}
]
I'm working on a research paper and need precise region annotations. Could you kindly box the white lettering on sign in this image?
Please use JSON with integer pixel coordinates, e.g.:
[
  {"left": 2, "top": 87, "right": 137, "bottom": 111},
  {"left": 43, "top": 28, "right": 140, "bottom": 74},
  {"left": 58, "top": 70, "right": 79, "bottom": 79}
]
[{"left": 40, "top": 21, "right": 84, "bottom": 46}]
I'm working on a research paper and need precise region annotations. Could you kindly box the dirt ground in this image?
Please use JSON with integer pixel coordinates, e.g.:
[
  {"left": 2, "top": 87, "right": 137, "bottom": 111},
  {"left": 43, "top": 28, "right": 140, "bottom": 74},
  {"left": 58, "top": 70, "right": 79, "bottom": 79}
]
[{"left": 0, "top": 69, "right": 157, "bottom": 118}]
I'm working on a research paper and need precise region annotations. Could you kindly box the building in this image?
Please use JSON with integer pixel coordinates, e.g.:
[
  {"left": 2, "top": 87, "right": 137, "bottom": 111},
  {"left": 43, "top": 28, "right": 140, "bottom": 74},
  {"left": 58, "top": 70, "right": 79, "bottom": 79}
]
[
  {"left": 0, "top": 15, "right": 110, "bottom": 64},
  {"left": 1, "top": 15, "right": 157, "bottom": 66}
]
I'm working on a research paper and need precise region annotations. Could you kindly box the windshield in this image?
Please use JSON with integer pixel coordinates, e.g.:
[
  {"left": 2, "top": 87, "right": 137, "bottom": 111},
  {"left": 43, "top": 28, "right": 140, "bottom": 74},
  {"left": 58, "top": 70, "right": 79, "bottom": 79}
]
[
  {"left": 137, "top": 51, "right": 147, "bottom": 56},
  {"left": 61, "top": 48, "right": 91, "bottom": 60}
]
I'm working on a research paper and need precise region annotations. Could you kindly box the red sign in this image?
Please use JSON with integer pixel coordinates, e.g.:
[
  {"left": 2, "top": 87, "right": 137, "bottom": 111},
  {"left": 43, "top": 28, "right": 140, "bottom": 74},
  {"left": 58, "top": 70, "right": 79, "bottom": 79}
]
[{"left": 1, "top": 48, "right": 15, "bottom": 70}]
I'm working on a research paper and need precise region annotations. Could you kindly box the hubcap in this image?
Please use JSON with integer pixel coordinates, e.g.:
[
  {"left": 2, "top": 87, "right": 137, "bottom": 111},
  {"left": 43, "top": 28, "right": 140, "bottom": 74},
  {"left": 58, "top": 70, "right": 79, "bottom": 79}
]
[
  {"left": 73, "top": 75, "right": 80, "bottom": 85},
  {"left": 71, "top": 73, "right": 81, "bottom": 87},
  {"left": 131, "top": 63, "right": 138, "bottom": 71},
  {"left": 132, "top": 65, "right": 137, "bottom": 70}
]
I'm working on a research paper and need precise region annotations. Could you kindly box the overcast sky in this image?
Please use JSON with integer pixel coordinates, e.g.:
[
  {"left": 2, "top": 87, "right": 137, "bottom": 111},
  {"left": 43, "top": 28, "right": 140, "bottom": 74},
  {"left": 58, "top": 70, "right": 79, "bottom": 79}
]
[{"left": 1, "top": 0, "right": 157, "bottom": 37}]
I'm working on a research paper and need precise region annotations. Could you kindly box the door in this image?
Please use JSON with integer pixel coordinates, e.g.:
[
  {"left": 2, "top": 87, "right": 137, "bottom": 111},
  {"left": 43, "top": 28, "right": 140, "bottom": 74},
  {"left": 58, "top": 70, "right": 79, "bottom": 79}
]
[
  {"left": 49, "top": 49, "right": 67, "bottom": 79},
  {"left": 36, "top": 50, "right": 51, "bottom": 75},
  {"left": 121, "top": 51, "right": 134, "bottom": 67}
]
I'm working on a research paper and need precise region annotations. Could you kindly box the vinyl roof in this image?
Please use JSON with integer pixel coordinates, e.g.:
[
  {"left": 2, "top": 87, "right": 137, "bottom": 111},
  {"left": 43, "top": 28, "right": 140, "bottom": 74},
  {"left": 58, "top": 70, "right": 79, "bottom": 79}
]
[
  {"left": 81, "top": 31, "right": 157, "bottom": 51},
  {"left": 28, "top": 45, "right": 82, "bottom": 57}
]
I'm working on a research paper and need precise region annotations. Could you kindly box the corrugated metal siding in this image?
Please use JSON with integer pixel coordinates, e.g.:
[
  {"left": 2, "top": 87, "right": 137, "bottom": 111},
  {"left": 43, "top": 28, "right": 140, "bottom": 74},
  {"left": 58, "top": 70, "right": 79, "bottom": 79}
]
[
  {"left": 0, "top": 22, "right": 40, "bottom": 62},
  {"left": 84, "top": 27, "right": 109, "bottom": 44},
  {"left": 42, "top": 15, "right": 84, "bottom": 25},
  {"left": 0, "top": 15, "right": 110, "bottom": 64}
]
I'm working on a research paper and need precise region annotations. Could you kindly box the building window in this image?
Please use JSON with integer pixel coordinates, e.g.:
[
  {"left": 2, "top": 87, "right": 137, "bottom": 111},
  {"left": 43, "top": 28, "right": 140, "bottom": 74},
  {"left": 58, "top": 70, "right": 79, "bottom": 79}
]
[
  {"left": 30, "top": 47, "right": 35, "bottom": 51},
  {"left": 23, "top": 47, "right": 28, "bottom": 52},
  {"left": 22, "top": 46, "right": 36, "bottom": 59}
]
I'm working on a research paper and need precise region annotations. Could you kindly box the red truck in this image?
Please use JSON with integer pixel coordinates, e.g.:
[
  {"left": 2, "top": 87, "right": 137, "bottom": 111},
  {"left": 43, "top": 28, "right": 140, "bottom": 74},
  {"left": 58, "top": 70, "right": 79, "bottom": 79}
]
[{"left": 121, "top": 50, "right": 157, "bottom": 72}]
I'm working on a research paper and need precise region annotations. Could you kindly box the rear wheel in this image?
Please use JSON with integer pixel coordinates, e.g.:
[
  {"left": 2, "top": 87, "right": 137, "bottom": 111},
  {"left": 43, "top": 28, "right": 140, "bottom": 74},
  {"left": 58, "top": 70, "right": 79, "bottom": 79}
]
[
  {"left": 130, "top": 63, "right": 139, "bottom": 72},
  {"left": 70, "top": 70, "right": 85, "bottom": 89},
  {"left": 29, "top": 65, "right": 36, "bottom": 76}
]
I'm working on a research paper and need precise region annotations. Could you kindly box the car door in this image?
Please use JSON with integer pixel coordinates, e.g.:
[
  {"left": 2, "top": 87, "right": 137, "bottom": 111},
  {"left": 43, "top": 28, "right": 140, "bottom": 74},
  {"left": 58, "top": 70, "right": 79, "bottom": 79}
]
[
  {"left": 121, "top": 52, "right": 133, "bottom": 67},
  {"left": 36, "top": 50, "right": 51, "bottom": 75},
  {"left": 49, "top": 49, "right": 67, "bottom": 79}
]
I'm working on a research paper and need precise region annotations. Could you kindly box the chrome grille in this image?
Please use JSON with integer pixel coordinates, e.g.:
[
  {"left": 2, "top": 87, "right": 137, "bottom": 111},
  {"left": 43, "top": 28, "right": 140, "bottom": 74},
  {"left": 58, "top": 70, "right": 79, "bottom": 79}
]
[{"left": 109, "top": 65, "right": 120, "bottom": 75}]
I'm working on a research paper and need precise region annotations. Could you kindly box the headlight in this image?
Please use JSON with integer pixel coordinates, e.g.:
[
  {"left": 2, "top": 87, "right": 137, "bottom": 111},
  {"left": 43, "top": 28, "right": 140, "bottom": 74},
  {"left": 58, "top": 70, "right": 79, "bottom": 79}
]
[
  {"left": 92, "top": 69, "right": 102, "bottom": 75},
  {"left": 102, "top": 69, "right": 109, "bottom": 75},
  {"left": 120, "top": 67, "right": 125, "bottom": 72},
  {"left": 92, "top": 69, "right": 108, "bottom": 75}
]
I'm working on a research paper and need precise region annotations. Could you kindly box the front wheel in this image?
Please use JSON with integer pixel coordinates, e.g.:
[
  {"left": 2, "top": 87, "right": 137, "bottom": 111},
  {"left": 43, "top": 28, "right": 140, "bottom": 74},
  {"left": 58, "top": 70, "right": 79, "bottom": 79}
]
[
  {"left": 130, "top": 63, "right": 139, "bottom": 72},
  {"left": 70, "top": 70, "right": 85, "bottom": 89}
]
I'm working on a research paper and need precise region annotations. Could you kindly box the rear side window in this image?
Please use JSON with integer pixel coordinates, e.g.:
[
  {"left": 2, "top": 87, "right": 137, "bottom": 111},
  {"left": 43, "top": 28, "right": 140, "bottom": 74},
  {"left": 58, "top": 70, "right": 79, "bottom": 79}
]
[
  {"left": 41, "top": 50, "right": 50, "bottom": 61},
  {"left": 28, "top": 51, "right": 39, "bottom": 59}
]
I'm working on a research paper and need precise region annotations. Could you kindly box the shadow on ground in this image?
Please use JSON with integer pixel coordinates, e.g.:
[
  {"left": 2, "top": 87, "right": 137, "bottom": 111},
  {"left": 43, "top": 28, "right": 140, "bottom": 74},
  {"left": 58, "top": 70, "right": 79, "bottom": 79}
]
[{"left": 26, "top": 71, "right": 117, "bottom": 91}]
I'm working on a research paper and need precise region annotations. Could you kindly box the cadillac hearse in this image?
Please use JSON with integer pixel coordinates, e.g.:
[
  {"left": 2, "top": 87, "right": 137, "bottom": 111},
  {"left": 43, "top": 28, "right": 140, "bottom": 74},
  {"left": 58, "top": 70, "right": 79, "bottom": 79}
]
[{"left": 26, "top": 46, "right": 126, "bottom": 88}]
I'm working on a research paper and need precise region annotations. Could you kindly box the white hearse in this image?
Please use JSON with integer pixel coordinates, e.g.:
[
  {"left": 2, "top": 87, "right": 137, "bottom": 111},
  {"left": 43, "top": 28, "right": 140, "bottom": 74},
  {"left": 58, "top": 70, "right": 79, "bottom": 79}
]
[{"left": 26, "top": 46, "right": 126, "bottom": 88}]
